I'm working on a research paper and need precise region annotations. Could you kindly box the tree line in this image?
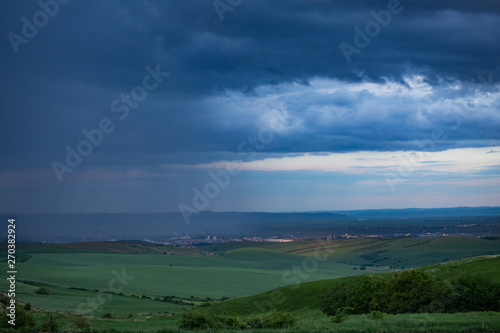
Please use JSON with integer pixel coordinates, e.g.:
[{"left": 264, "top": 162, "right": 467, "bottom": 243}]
[{"left": 320, "top": 270, "right": 500, "bottom": 320}]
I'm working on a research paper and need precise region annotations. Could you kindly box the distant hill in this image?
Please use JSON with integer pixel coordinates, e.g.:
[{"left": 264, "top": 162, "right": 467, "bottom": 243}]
[
  {"left": 0, "top": 211, "right": 351, "bottom": 242},
  {"left": 338, "top": 206, "right": 500, "bottom": 218},
  {"left": 1, "top": 207, "right": 498, "bottom": 242}
]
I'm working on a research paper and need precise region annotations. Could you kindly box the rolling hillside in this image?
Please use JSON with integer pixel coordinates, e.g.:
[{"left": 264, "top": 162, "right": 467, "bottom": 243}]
[
  {"left": 203, "top": 237, "right": 500, "bottom": 269},
  {"left": 0, "top": 237, "right": 498, "bottom": 318},
  {"left": 202, "top": 255, "right": 500, "bottom": 317},
  {"left": 0, "top": 239, "right": 499, "bottom": 332}
]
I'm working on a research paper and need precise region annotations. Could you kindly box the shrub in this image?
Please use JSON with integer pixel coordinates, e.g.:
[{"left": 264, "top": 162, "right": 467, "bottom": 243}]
[
  {"left": 261, "top": 311, "right": 296, "bottom": 328},
  {"left": 332, "top": 307, "right": 353, "bottom": 323},
  {"left": 320, "top": 275, "right": 384, "bottom": 316},
  {"left": 0, "top": 294, "right": 10, "bottom": 306},
  {"left": 177, "top": 311, "right": 213, "bottom": 330},
  {"left": 246, "top": 315, "right": 263, "bottom": 329},
  {"left": 35, "top": 287, "right": 52, "bottom": 295},
  {"left": 367, "top": 310, "right": 386, "bottom": 320},
  {"left": 448, "top": 275, "right": 500, "bottom": 312},
  {"left": 319, "top": 281, "right": 349, "bottom": 316},
  {"left": 219, "top": 315, "right": 244, "bottom": 329},
  {"left": 347, "top": 275, "right": 384, "bottom": 314},
  {"left": 40, "top": 313, "right": 58, "bottom": 332},
  {"left": 102, "top": 312, "right": 113, "bottom": 319},
  {"left": 0, "top": 309, "right": 9, "bottom": 328},
  {"left": 371, "top": 270, "right": 447, "bottom": 314},
  {"left": 321, "top": 270, "right": 451, "bottom": 317},
  {"left": 177, "top": 310, "right": 295, "bottom": 330},
  {"left": 1, "top": 306, "right": 36, "bottom": 329},
  {"left": 197, "top": 302, "right": 212, "bottom": 308},
  {"left": 72, "top": 316, "right": 90, "bottom": 329}
]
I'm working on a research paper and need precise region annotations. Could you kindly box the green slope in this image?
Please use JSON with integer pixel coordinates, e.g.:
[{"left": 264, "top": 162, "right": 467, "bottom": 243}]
[{"left": 203, "top": 255, "right": 500, "bottom": 317}]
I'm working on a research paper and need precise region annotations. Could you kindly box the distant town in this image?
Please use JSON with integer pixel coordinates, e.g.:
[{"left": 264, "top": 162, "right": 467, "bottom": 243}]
[
  {"left": 6, "top": 209, "right": 499, "bottom": 245},
  {"left": 139, "top": 220, "right": 499, "bottom": 248}
]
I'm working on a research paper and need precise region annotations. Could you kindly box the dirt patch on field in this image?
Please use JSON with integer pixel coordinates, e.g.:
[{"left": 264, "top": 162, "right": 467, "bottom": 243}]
[
  {"left": 284, "top": 239, "right": 380, "bottom": 255},
  {"left": 62, "top": 242, "right": 143, "bottom": 253}
]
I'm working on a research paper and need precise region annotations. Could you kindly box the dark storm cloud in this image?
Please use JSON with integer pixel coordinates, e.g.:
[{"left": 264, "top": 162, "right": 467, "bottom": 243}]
[
  {"left": 3, "top": 0, "right": 499, "bottom": 89},
  {"left": 1, "top": 0, "right": 499, "bottom": 171}
]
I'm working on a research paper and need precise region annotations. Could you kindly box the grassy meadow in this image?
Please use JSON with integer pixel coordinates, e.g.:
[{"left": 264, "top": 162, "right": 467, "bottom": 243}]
[{"left": 0, "top": 237, "right": 499, "bottom": 332}]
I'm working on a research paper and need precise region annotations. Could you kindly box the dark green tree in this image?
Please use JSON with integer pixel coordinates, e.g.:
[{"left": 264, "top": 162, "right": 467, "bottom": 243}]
[
  {"left": 320, "top": 275, "right": 385, "bottom": 316},
  {"left": 371, "top": 270, "right": 447, "bottom": 314},
  {"left": 449, "top": 275, "right": 500, "bottom": 312}
]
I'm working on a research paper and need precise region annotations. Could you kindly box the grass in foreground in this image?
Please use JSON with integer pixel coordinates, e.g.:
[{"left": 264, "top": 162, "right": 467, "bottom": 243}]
[{"left": 2, "top": 310, "right": 500, "bottom": 332}]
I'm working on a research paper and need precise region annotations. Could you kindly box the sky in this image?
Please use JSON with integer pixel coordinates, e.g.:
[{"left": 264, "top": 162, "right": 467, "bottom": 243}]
[{"left": 1, "top": 0, "right": 499, "bottom": 214}]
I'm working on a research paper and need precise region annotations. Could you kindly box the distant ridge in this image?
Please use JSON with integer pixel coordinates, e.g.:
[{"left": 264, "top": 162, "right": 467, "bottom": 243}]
[
  {"left": 337, "top": 206, "right": 500, "bottom": 218},
  {"left": 0, "top": 211, "right": 351, "bottom": 243},
  {"left": 1, "top": 206, "right": 498, "bottom": 243}
]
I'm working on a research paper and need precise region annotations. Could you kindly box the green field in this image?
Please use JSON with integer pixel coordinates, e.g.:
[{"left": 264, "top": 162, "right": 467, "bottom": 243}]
[
  {"left": 0, "top": 237, "right": 499, "bottom": 332},
  {"left": 203, "top": 237, "right": 500, "bottom": 269},
  {"left": 1, "top": 243, "right": 368, "bottom": 317}
]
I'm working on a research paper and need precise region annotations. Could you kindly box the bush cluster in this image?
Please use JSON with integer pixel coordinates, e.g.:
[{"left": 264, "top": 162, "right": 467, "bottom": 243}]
[
  {"left": 1, "top": 298, "right": 56, "bottom": 332},
  {"left": 320, "top": 271, "right": 500, "bottom": 318},
  {"left": 449, "top": 275, "right": 500, "bottom": 312},
  {"left": 178, "top": 310, "right": 296, "bottom": 330},
  {"left": 35, "top": 287, "right": 52, "bottom": 295}
]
